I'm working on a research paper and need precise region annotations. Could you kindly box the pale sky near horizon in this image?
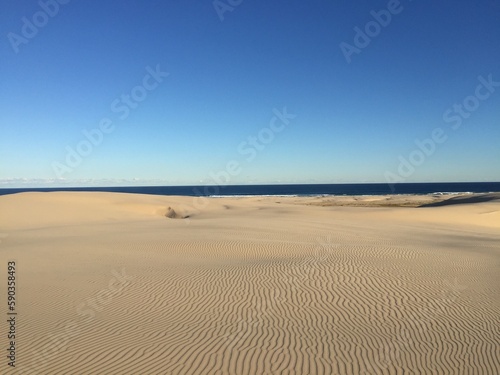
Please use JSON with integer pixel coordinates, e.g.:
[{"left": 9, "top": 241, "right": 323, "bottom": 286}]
[{"left": 1, "top": 0, "right": 499, "bottom": 187}]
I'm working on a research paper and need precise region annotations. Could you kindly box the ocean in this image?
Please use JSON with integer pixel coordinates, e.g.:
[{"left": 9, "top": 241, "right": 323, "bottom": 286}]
[{"left": 0, "top": 182, "right": 499, "bottom": 197}]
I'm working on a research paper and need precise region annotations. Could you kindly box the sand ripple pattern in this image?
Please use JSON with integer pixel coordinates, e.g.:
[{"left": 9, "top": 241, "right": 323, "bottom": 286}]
[{"left": 10, "top": 211, "right": 500, "bottom": 375}]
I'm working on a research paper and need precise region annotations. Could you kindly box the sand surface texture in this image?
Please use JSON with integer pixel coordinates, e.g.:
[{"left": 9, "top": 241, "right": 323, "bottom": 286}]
[{"left": 0, "top": 192, "right": 499, "bottom": 374}]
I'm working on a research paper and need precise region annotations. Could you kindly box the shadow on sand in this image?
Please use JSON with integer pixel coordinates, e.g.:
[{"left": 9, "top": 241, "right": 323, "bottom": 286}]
[{"left": 419, "top": 193, "right": 500, "bottom": 207}]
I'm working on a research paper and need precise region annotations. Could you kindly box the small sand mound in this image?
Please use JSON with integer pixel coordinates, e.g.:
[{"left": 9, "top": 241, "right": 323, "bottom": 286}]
[{"left": 165, "top": 206, "right": 187, "bottom": 219}]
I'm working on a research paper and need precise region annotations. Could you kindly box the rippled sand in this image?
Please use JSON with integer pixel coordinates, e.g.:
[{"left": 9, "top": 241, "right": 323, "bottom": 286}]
[{"left": 0, "top": 192, "right": 499, "bottom": 374}]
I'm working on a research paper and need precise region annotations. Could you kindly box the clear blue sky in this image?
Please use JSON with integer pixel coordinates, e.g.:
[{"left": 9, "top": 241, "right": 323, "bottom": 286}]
[{"left": 1, "top": 0, "right": 499, "bottom": 187}]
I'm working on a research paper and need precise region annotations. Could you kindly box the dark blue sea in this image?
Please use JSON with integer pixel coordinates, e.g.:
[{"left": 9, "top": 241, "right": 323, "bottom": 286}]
[{"left": 0, "top": 182, "right": 499, "bottom": 197}]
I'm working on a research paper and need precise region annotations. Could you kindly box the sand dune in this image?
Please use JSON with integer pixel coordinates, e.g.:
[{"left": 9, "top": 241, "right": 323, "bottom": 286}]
[{"left": 0, "top": 192, "right": 499, "bottom": 374}]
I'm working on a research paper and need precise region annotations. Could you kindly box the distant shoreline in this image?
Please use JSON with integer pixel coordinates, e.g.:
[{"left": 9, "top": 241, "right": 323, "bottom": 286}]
[
  {"left": 2, "top": 190, "right": 499, "bottom": 209},
  {"left": 0, "top": 182, "right": 499, "bottom": 198}
]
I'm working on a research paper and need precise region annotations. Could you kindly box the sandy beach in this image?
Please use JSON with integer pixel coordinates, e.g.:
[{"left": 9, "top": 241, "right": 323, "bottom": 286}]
[{"left": 0, "top": 191, "right": 499, "bottom": 374}]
